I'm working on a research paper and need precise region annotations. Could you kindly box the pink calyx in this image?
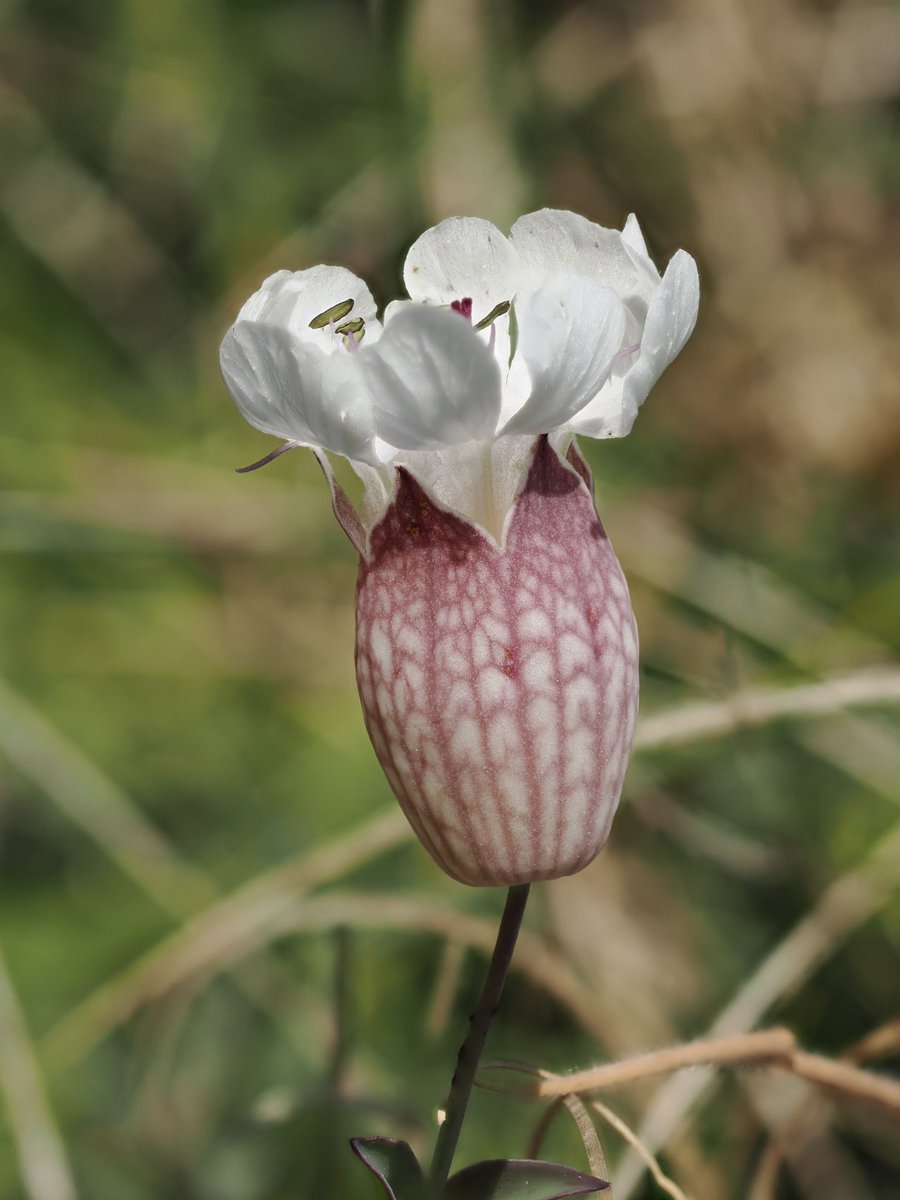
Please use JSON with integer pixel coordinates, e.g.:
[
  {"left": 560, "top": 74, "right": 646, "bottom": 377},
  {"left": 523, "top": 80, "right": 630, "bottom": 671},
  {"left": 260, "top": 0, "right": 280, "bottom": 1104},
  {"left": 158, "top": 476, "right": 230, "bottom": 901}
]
[{"left": 354, "top": 436, "right": 639, "bottom": 887}]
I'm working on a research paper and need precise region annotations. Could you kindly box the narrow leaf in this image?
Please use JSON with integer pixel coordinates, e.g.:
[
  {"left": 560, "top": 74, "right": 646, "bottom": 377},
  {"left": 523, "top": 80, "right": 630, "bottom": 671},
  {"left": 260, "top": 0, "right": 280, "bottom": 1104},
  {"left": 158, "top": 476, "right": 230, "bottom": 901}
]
[
  {"left": 349, "top": 1137, "right": 425, "bottom": 1200},
  {"left": 444, "top": 1157, "right": 608, "bottom": 1200}
]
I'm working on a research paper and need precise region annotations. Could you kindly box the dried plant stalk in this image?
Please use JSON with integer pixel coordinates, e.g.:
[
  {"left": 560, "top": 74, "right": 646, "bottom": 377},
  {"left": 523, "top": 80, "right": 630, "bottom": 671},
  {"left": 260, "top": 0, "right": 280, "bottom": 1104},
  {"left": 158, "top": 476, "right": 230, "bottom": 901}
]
[{"left": 536, "top": 1029, "right": 797, "bottom": 1098}]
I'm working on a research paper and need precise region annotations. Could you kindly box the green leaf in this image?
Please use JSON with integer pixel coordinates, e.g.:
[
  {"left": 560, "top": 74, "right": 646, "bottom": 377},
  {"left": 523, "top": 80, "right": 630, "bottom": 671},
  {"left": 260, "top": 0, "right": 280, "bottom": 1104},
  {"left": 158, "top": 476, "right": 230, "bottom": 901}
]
[
  {"left": 350, "top": 1137, "right": 426, "bottom": 1200},
  {"left": 444, "top": 1158, "right": 607, "bottom": 1200}
]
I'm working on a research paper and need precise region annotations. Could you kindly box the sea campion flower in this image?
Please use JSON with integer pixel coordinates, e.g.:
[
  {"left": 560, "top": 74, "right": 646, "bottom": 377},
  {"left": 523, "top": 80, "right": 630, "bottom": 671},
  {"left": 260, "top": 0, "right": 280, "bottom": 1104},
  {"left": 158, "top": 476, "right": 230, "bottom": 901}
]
[{"left": 221, "top": 210, "right": 699, "bottom": 887}]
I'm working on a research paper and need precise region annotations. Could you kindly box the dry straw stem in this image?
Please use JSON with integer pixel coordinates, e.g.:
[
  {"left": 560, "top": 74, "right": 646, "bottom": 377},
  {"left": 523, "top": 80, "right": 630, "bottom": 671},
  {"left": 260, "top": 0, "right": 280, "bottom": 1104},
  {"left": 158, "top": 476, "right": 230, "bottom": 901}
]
[
  {"left": 0, "top": 79, "right": 189, "bottom": 357},
  {"left": 848, "top": 1017, "right": 900, "bottom": 1065},
  {"left": 521, "top": 1032, "right": 900, "bottom": 1199},
  {"left": 0, "top": 670, "right": 410, "bottom": 1068},
  {"left": 44, "top": 891, "right": 604, "bottom": 1072},
  {"left": 526, "top": 1094, "right": 611, "bottom": 1182},
  {"left": 0, "top": 676, "right": 215, "bottom": 917},
  {"left": 0, "top": 944, "right": 78, "bottom": 1200},
  {"left": 42, "top": 809, "right": 411, "bottom": 1069},
  {"left": 508, "top": 1061, "right": 689, "bottom": 1200},
  {"left": 615, "top": 818, "right": 900, "bottom": 1198},
  {"left": 633, "top": 668, "right": 900, "bottom": 753},
  {"left": 591, "top": 1099, "right": 690, "bottom": 1200},
  {"left": 535, "top": 1029, "right": 797, "bottom": 1098},
  {"left": 747, "top": 1016, "right": 900, "bottom": 1199},
  {"left": 531, "top": 1028, "right": 900, "bottom": 1118},
  {"left": 615, "top": 506, "right": 887, "bottom": 676},
  {"left": 424, "top": 940, "right": 467, "bottom": 1039},
  {"left": 785, "top": 1051, "right": 900, "bottom": 1116}
]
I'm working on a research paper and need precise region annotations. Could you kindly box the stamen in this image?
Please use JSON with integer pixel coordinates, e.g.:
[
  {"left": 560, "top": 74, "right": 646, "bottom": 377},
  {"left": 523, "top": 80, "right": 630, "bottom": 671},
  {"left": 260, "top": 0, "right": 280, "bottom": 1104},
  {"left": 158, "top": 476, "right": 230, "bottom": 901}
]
[
  {"left": 618, "top": 342, "right": 640, "bottom": 358},
  {"left": 309, "top": 299, "right": 354, "bottom": 329},
  {"left": 336, "top": 317, "right": 365, "bottom": 335},
  {"left": 451, "top": 297, "right": 473, "bottom": 321},
  {"left": 507, "top": 302, "right": 518, "bottom": 366},
  {"left": 235, "top": 440, "right": 302, "bottom": 473},
  {"left": 475, "top": 299, "right": 511, "bottom": 330}
]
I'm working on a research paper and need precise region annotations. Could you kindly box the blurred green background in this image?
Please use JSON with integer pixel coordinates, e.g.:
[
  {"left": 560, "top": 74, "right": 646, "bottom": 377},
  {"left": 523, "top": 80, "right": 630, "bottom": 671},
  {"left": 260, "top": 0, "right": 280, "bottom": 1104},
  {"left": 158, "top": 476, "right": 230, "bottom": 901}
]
[{"left": 1, "top": 1, "right": 899, "bottom": 1197}]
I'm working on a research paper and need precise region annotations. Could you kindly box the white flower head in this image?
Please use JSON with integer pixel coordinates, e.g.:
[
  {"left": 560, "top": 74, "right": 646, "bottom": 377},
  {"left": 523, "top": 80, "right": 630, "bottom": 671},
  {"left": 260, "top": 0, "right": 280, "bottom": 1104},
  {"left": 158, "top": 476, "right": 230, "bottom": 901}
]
[{"left": 220, "top": 209, "right": 699, "bottom": 539}]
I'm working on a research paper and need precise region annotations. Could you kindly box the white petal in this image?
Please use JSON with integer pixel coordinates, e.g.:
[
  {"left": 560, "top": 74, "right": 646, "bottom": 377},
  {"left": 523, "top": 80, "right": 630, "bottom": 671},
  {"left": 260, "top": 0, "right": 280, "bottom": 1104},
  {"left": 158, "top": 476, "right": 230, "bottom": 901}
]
[
  {"left": 570, "top": 250, "right": 699, "bottom": 439},
  {"left": 350, "top": 458, "right": 393, "bottom": 536},
  {"left": 403, "top": 217, "right": 521, "bottom": 315},
  {"left": 510, "top": 209, "right": 659, "bottom": 321},
  {"left": 220, "top": 321, "right": 377, "bottom": 462},
  {"left": 236, "top": 265, "right": 380, "bottom": 347},
  {"left": 500, "top": 275, "right": 627, "bottom": 436},
  {"left": 361, "top": 304, "right": 503, "bottom": 450},
  {"left": 391, "top": 435, "right": 536, "bottom": 544},
  {"left": 382, "top": 298, "right": 412, "bottom": 324},
  {"left": 619, "top": 249, "right": 699, "bottom": 421},
  {"left": 621, "top": 212, "right": 648, "bottom": 257}
]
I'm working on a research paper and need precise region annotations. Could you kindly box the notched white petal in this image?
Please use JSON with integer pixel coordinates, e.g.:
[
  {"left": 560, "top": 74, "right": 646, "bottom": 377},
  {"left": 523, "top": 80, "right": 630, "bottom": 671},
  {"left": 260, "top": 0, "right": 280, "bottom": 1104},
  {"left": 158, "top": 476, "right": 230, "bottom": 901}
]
[
  {"left": 403, "top": 217, "right": 520, "bottom": 312},
  {"left": 236, "top": 265, "right": 380, "bottom": 347},
  {"left": 511, "top": 209, "right": 659, "bottom": 319},
  {"left": 220, "top": 320, "right": 377, "bottom": 462},
  {"left": 362, "top": 304, "right": 502, "bottom": 450},
  {"left": 501, "top": 276, "right": 627, "bottom": 436},
  {"left": 621, "top": 212, "right": 648, "bottom": 257},
  {"left": 221, "top": 321, "right": 315, "bottom": 443},
  {"left": 619, "top": 249, "right": 699, "bottom": 424}
]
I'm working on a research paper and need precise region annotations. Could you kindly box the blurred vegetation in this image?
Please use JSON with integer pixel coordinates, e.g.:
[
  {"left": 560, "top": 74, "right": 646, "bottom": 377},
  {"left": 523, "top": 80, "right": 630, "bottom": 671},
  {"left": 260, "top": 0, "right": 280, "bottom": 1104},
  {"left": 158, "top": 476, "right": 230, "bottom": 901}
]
[{"left": 1, "top": 0, "right": 899, "bottom": 1197}]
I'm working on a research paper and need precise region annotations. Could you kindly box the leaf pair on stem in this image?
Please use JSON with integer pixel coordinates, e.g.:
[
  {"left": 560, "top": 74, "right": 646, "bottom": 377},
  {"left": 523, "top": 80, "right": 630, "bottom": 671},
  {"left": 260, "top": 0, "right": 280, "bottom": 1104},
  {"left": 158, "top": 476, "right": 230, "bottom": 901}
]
[{"left": 350, "top": 1136, "right": 607, "bottom": 1200}]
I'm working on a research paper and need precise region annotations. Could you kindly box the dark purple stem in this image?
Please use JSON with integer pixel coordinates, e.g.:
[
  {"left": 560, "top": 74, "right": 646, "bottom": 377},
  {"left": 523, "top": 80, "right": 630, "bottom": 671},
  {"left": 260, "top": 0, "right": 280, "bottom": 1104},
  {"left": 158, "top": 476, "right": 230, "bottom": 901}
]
[{"left": 427, "top": 883, "right": 531, "bottom": 1196}]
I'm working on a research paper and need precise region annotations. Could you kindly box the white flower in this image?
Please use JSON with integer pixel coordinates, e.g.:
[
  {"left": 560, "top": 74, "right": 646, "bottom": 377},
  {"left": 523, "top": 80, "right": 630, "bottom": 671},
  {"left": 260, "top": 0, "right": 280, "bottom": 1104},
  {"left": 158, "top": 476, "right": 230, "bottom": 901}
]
[
  {"left": 220, "top": 209, "right": 698, "bottom": 540},
  {"left": 220, "top": 208, "right": 699, "bottom": 888}
]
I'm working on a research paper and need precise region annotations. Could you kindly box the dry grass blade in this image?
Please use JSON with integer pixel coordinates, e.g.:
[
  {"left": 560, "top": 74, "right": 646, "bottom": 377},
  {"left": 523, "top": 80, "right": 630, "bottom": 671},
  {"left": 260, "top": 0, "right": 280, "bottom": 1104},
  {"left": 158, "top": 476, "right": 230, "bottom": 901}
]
[
  {"left": 634, "top": 669, "right": 900, "bottom": 753},
  {"left": 0, "top": 676, "right": 215, "bottom": 916},
  {"left": 616, "top": 506, "right": 887, "bottom": 673},
  {"left": 798, "top": 715, "right": 900, "bottom": 809},
  {"left": 629, "top": 787, "right": 781, "bottom": 879},
  {"left": 785, "top": 1053, "right": 900, "bottom": 1117},
  {"left": 0, "top": 80, "right": 190, "bottom": 357},
  {"left": 0, "top": 944, "right": 78, "bottom": 1200},
  {"left": 0, "top": 676, "right": 408, "bottom": 1065},
  {"left": 44, "top": 891, "right": 605, "bottom": 1070},
  {"left": 484, "top": 1061, "right": 610, "bottom": 1183},
  {"left": 560, "top": 1092, "right": 610, "bottom": 1185},
  {"left": 747, "top": 1016, "right": 900, "bottom": 1200},
  {"left": 536, "top": 1029, "right": 797, "bottom": 1098},
  {"left": 747, "top": 1139, "right": 784, "bottom": 1200},
  {"left": 526, "top": 1097, "right": 566, "bottom": 1162},
  {"left": 591, "top": 1099, "right": 691, "bottom": 1200},
  {"left": 42, "top": 808, "right": 411, "bottom": 1068},
  {"left": 847, "top": 1018, "right": 900, "bottom": 1066},
  {"left": 425, "top": 941, "right": 467, "bottom": 1039},
  {"left": 615, "top": 819, "right": 900, "bottom": 1198}
]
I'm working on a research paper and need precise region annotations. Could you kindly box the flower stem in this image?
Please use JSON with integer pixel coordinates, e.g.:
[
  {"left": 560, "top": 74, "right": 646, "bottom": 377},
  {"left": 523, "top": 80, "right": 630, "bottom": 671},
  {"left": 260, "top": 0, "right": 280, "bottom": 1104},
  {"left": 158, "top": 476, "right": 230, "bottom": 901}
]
[{"left": 427, "top": 883, "right": 531, "bottom": 1196}]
